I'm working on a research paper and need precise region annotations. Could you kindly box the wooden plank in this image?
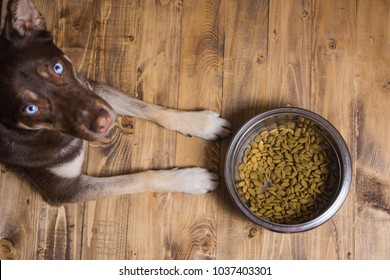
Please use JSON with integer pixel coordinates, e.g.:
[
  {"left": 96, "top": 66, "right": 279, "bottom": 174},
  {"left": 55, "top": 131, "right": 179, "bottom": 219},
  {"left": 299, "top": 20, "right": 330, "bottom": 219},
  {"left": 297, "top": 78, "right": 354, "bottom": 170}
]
[
  {"left": 265, "top": 0, "right": 313, "bottom": 109},
  {"left": 264, "top": 0, "right": 315, "bottom": 259},
  {"left": 0, "top": 167, "right": 40, "bottom": 259},
  {"left": 80, "top": 0, "right": 137, "bottom": 259},
  {"left": 172, "top": 0, "right": 225, "bottom": 260},
  {"left": 123, "top": 0, "right": 183, "bottom": 260},
  {"left": 218, "top": 0, "right": 269, "bottom": 259},
  {"left": 308, "top": 0, "right": 357, "bottom": 259},
  {"left": 354, "top": 0, "right": 390, "bottom": 259}
]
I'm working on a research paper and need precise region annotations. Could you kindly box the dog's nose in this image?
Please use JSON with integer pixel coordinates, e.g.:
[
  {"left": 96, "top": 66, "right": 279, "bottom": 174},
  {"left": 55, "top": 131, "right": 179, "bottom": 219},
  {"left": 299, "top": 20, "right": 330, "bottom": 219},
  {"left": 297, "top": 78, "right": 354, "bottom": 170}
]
[{"left": 92, "top": 109, "right": 113, "bottom": 134}]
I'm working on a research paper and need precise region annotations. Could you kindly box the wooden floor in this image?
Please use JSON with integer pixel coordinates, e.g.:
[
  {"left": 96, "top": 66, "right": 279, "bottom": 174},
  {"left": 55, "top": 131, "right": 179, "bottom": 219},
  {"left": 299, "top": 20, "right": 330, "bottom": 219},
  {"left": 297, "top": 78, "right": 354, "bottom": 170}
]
[{"left": 1, "top": 0, "right": 390, "bottom": 260}]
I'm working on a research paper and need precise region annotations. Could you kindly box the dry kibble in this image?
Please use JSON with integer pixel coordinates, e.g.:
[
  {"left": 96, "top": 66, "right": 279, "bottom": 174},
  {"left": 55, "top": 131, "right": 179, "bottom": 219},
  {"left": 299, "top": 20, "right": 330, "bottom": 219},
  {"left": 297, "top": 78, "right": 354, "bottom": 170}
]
[{"left": 236, "top": 123, "right": 338, "bottom": 224}]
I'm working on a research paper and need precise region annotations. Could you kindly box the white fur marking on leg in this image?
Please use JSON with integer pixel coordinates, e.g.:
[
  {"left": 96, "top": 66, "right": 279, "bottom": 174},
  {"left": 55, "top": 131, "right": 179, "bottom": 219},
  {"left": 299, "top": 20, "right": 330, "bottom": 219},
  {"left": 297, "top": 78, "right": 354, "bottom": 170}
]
[{"left": 146, "top": 168, "right": 219, "bottom": 194}]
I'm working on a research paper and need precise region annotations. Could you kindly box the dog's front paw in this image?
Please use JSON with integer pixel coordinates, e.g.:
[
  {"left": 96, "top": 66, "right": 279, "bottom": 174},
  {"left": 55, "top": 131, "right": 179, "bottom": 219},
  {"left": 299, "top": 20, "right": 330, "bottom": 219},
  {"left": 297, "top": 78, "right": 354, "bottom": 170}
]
[
  {"left": 158, "top": 109, "right": 231, "bottom": 140},
  {"left": 169, "top": 110, "right": 231, "bottom": 140},
  {"left": 190, "top": 111, "right": 231, "bottom": 140},
  {"left": 168, "top": 167, "right": 219, "bottom": 194}
]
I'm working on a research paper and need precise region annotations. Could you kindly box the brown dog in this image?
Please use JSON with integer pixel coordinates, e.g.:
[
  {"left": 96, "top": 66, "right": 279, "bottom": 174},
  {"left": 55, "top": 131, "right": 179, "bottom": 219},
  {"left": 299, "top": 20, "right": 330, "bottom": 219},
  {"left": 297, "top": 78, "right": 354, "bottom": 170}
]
[{"left": 0, "top": 0, "right": 231, "bottom": 205}]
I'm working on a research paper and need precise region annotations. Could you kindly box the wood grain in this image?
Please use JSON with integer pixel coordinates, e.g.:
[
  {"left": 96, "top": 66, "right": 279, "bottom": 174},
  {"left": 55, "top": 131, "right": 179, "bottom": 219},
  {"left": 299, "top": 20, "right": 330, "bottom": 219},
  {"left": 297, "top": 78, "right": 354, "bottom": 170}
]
[
  {"left": 218, "top": 0, "right": 269, "bottom": 259},
  {"left": 125, "top": 0, "right": 183, "bottom": 260},
  {"left": 310, "top": 0, "right": 356, "bottom": 259},
  {"left": 354, "top": 0, "right": 390, "bottom": 259},
  {"left": 0, "top": 0, "right": 389, "bottom": 260},
  {"left": 173, "top": 0, "right": 224, "bottom": 260}
]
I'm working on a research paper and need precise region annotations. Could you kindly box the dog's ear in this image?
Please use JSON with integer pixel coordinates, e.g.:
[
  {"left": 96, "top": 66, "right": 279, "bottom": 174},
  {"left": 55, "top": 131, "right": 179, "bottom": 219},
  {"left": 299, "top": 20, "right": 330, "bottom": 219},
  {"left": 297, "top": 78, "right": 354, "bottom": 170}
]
[{"left": 4, "top": 0, "right": 47, "bottom": 41}]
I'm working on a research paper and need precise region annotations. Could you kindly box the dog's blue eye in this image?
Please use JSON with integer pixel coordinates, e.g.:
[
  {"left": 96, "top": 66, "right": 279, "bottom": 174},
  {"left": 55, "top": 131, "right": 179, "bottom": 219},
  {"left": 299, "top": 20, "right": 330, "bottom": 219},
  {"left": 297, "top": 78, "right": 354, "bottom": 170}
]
[
  {"left": 25, "top": 105, "right": 39, "bottom": 115},
  {"left": 53, "top": 63, "right": 64, "bottom": 75}
]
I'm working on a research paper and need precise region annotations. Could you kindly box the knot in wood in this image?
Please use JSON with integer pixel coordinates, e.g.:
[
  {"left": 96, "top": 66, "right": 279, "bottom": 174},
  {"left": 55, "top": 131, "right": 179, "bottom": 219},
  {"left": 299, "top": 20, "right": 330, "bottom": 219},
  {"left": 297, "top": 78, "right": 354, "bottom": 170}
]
[
  {"left": 383, "top": 81, "right": 390, "bottom": 92},
  {"left": 118, "top": 116, "right": 135, "bottom": 133},
  {"left": 256, "top": 55, "right": 266, "bottom": 64},
  {"left": 248, "top": 227, "right": 258, "bottom": 238},
  {"left": 137, "top": 68, "right": 144, "bottom": 78},
  {"left": 0, "top": 239, "right": 16, "bottom": 259},
  {"left": 329, "top": 40, "right": 337, "bottom": 50},
  {"left": 201, "top": 239, "right": 212, "bottom": 252}
]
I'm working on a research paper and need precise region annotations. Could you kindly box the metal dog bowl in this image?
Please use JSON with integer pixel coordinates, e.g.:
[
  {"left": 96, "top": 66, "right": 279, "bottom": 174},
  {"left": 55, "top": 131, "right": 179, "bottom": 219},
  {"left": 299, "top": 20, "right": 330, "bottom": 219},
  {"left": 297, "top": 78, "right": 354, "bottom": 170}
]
[{"left": 224, "top": 108, "right": 352, "bottom": 233}]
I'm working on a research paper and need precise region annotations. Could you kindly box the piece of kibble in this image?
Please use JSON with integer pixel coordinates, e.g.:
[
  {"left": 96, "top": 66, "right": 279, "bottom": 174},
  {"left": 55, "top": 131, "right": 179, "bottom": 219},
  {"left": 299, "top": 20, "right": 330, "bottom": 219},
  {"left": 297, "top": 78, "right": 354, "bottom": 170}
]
[{"left": 236, "top": 123, "right": 338, "bottom": 224}]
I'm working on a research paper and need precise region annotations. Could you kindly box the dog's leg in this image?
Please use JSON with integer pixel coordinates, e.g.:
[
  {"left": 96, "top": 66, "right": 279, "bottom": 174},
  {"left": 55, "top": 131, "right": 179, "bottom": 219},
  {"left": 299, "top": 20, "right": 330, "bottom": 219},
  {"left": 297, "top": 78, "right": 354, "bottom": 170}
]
[
  {"left": 80, "top": 167, "right": 218, "bottom": 200},
  {"left": 23, "top": 143, "right": 219, "bottom": 204},
  {"left": 89, "top": 81, "right": 231, "bottom": 140},
  {"left": 29, "top": 167, "right": 218, "bottom": 204}
]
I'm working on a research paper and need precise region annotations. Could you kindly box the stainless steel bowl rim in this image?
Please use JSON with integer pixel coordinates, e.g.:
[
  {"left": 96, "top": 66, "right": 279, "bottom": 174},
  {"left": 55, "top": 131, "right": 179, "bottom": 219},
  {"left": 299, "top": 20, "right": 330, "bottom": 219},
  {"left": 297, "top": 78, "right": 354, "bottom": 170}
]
[{"left": 224, "top": 107, "right": 352, "bottom": 233}]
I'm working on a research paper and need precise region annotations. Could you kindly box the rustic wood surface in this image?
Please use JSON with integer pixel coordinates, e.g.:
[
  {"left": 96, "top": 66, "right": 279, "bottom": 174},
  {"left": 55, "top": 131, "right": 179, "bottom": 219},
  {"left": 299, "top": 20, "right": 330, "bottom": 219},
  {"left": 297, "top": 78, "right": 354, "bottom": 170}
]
[{"left": 1, "top": 0, "right": 389, "bottom": 260}]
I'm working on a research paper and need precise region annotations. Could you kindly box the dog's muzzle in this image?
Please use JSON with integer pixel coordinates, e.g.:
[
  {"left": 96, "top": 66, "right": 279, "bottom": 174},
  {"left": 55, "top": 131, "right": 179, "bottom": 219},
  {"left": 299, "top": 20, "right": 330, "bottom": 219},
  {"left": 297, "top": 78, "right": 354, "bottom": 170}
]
[{"left": 91, "top": 109, "right": 113, "bottom": 134}]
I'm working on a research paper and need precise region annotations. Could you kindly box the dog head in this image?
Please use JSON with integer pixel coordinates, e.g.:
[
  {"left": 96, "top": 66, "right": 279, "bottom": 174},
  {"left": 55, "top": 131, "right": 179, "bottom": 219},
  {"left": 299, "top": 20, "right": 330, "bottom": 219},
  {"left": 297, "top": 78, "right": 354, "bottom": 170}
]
[{"left": 0, "top": 0, "right": 115, "bottom": 141}]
